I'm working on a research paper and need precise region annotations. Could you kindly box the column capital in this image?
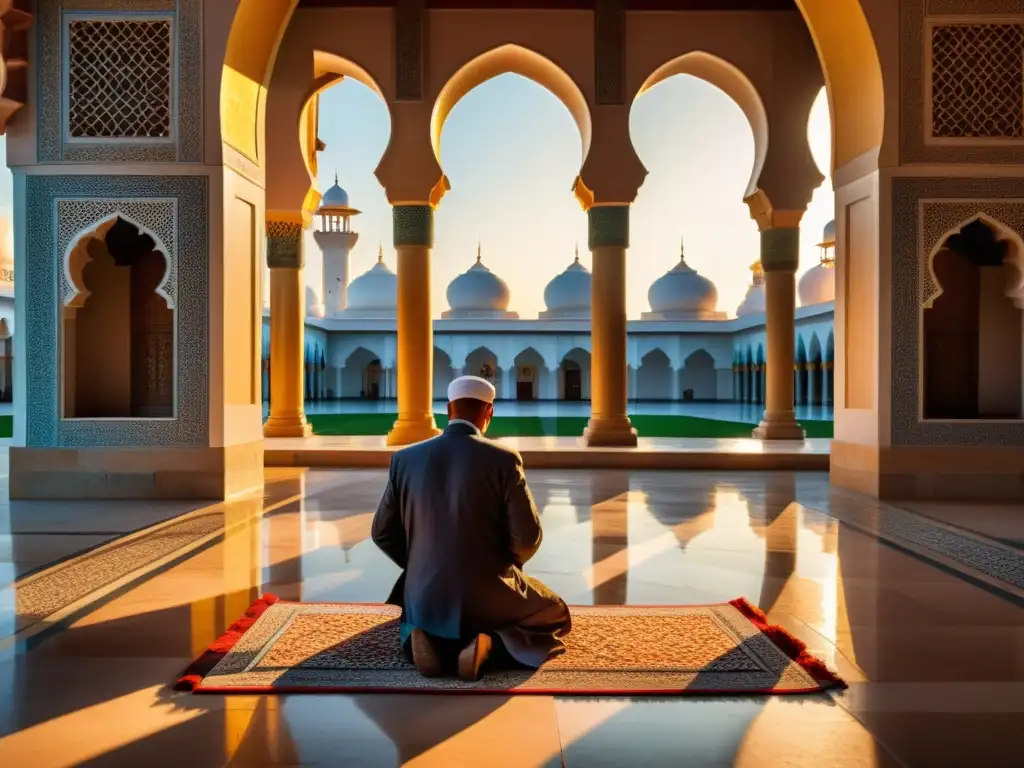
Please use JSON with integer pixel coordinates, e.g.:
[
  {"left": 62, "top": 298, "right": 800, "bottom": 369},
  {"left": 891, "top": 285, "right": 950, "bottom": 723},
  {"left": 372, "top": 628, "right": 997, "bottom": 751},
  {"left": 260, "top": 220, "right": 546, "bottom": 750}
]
[
  {"left": 743, "top": 189, "right": 805, "bottom": 232},
  {"left": 588, "top": 204, "right": 629, "bottom": 249},
  {"left": 760, "top": 228, "right": 800, "bottom": 273},
  {"left": 266, "top": 216, "right": 304, "bottom": 270},
  {"left": 393, "top": 205, "right": 433, "bottom": 248}
]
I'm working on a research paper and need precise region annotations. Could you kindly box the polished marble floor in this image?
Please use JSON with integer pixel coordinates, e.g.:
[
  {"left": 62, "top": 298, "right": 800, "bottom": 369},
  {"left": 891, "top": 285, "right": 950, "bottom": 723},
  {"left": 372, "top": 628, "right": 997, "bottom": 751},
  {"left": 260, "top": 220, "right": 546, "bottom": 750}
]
[{"left": 0, "top": 461, "right": 1020, "bottom": 767}]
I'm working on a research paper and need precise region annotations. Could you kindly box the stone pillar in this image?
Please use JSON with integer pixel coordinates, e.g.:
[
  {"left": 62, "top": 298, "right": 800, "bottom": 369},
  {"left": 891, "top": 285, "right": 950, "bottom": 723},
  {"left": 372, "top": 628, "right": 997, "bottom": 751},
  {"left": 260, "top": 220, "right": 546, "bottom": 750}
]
[
  {"left": 823, "top": 362, "right": 834, "bottom": 407},
  {"left": 501, "top": 366, "right": 515, "bottom": 401},
  {"left": 264, "top": 219, "right": 312, "bottom": 438},
  {"left": 753, "top": 227, "right": 805, "bottom": 441},
  {"left": 584, "top": 206, "right": 637, "bottom": 447},
  {"left": 387, "top": 205, "right": 441, "bottom": 446}
]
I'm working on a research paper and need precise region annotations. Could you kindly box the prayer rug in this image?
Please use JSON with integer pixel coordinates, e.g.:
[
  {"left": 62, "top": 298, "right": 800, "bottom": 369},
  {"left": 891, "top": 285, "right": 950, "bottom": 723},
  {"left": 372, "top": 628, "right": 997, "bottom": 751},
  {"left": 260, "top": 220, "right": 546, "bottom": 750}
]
[{"left": 176, "top": 595, "right": 845, "bottom": 695}]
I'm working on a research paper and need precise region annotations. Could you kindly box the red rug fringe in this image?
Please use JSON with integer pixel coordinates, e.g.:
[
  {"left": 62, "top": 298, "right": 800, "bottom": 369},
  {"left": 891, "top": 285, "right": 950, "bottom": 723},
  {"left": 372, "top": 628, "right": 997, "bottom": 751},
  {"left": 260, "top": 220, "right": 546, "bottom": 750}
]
[
  {"left": 174, "top": 593, "right": 280, "bottom": 691},
  {"left": 175, "top": 594, "right": 846, "bottom": 693},
  {"left": 728, "top": 597, "right": 847, "bottom": 690}
]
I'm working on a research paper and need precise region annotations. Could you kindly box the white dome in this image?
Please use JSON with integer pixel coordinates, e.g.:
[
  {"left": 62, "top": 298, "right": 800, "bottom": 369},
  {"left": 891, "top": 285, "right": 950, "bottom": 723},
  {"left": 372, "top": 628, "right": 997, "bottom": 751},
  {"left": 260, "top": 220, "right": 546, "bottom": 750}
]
[
  {"left": 822, "top": 219, "right": 836, "bottom": 244},
  {"left": 320, "top": 171, "right": 350, "bottom": 208},
  {"left": 736, "top": 260, "right": 766, "bottom": 317},
  {"left": 736, "top": 284, "right": 767, "bottom": 317},
  {"left": 643, "top": 240, "right": 722, "bottom": 320},
  {"left": 540, "top": 249, "right": 590, "bottom": 319},
  {"left": 344, "top": 253, "right": 396, "bottom": 314},
  {"left": 443, "top": 247, "right": 517, "bottom": 318},
  {"left": 799, "top": 262, "right": 836, "bottom": 306}
]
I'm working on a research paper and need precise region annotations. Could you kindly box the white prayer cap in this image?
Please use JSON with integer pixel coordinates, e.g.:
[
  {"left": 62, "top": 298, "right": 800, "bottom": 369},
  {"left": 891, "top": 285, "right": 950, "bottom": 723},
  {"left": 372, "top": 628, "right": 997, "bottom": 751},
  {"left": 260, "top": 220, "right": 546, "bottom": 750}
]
[{"left": 447, "top": 375, "right": 496, "bottom": 404}]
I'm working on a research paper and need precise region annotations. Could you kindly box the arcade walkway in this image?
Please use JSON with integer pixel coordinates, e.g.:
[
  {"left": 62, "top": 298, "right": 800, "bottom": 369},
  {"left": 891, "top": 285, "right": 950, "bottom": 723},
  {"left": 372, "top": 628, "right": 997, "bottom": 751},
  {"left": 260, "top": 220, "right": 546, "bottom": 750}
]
[{"left": 0, "top": 461, "right": 1019, "bottom": 767}]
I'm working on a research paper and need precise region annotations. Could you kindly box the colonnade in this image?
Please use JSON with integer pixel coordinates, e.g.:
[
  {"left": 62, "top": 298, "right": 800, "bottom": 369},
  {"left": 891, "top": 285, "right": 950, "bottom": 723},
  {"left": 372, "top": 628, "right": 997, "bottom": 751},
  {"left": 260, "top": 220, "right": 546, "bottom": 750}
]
[{"left": 262, "top": 203, "right": 806, "bottom": 445}]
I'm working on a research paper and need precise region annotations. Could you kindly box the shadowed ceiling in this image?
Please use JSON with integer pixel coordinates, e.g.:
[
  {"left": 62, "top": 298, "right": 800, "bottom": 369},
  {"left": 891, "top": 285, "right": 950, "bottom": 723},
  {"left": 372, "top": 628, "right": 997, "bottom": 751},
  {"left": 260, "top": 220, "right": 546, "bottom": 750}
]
[{"left": 297, "top": 1, "right": 798, "bottom": 10}]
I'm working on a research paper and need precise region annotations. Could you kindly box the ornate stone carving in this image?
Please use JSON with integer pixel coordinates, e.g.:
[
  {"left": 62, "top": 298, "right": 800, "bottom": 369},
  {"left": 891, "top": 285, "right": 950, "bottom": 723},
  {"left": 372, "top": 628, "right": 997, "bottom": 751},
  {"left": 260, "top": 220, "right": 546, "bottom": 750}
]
[
  {"left": 930, "top": 23, "right": 1023, "bottom": 139},
  {"left": 36, "top": 0, "right": 203, "bottom": 163},
  {"left": 588, "top": 205, "right": 629, "bottom": 249},
  {"left": 67, "top": 17, "right": 172, "bottom": 139},
  {"left": 903, "top": 0, "right": 1024, "bottom": 164},
  {"left": 25, "top": 175, "right": 208, "bottom": 448},
  {"left": 760, "top": 228, "right": 800, "bottom": 273},
  {"left": 891, "top": 176, "right": 1024, "bottom": 447},
  {"left": 266, "top": 219, "right": 303, "bottom": 269},
  {"left": 393, "top": 205, "right": 433, "bottom": 248}
]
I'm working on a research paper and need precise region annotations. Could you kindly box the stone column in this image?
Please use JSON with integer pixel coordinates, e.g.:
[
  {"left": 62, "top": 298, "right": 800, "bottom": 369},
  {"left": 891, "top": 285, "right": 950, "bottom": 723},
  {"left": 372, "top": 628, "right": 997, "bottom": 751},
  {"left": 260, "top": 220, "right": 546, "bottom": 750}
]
[
  {"left": 823, "top": 362, "right": 834, "bottom": 407},
  {"left": 753, "top": 227, "right": 805, "bottom": 440},
  {"left": 584, "top": 206, "right": 637, "bottom": 447},
  {"left": 264, "top": 219, "right": 312, "bottom": 438},
  {"left": 387, "top": 205, "right": 441, "bottom": 446}
]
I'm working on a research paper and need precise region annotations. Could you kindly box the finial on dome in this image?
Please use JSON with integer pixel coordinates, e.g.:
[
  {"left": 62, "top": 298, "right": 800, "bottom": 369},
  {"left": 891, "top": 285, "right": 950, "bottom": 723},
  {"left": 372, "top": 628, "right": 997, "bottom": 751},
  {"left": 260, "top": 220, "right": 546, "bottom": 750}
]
[
  {"left": 377, "top": 242, "right": 383, "bottom": 263},
  {"left": 476, "top": 241, "right": 482, "bottom": 263},
  {"left": 679, "top": 235, "right": 686, "bottom": 261},
  {"left": 574, "top": 242, "right": 580, "bottom": 264},
  {"left": 334, "top": 169, "right": 339, "bottom": 186}
]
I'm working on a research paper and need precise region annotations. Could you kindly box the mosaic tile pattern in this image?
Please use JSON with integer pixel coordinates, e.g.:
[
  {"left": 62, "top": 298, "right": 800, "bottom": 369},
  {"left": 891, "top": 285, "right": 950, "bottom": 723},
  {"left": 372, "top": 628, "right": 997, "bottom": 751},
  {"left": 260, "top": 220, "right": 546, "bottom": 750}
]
[
  {"left": 814, "top": 492, "right": 1024, "bottom": 592},
  {"left": 197, "top": 603, "right": 827, "bottom": 693},
  {"left": 25, "top": 175, "right": 209, "bottom": 448},
  {"left": 266, "top": 220, "right": 304, "bottom": 269},
  {"left": 37, "top": 0, "right": 202, "bottom": 163},
  {"left": 588, "top": 205, "right": 629, "bottom": 249},
  {"left": 890, "top": 177, "right": 1024, "bottom": 446},
  {"left": 12, "top": 509, "right": 224, "bottom": 632},
  {"left": 392, "top": 205, "right": 433, "bottom": 247}
]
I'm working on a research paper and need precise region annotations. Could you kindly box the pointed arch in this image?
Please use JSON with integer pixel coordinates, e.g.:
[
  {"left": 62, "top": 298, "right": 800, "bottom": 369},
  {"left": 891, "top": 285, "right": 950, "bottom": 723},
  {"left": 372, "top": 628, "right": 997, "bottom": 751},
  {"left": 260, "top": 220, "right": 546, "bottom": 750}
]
[
  {"left": 431, "top": 44, "right": 592, "bottom": 181},
  {"left": 636, "top": 51, "right": 768, "bottom": 198},
  {"left": 433, "top": 346, "right": 455, "bottom": 401},
  {"left": 637, "top": 347, "right": 673, "bottom": 401},
  {"left": 924, "top": 214, "right": 1024, "bottom": 310},
  {"left": 680, "top": 348, "right": 717, "bottom": 401}
]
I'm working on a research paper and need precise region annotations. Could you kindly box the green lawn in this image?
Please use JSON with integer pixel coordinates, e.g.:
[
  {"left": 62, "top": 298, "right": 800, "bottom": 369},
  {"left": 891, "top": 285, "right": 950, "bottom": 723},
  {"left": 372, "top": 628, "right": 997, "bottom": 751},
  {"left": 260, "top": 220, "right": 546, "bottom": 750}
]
[
  {"left": 0, "top": 415, "right": 11, "bottom": 439},
  {"left": 307, "top": 413, "right": 834, "bottom": 439}
]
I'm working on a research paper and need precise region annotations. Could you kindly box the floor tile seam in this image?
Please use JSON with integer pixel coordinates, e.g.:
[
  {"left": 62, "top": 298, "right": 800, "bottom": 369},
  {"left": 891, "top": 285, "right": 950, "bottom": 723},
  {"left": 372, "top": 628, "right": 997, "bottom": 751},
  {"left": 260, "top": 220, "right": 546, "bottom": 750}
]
[
  {"left": 827, "top": 691, "right": 916, "bottom": 768},
  {"left": 885, "top": 505, "right": 1024, "bottom": 551},
  {"left": 773, "top": 609, "right": 868, "bottom": 682}
]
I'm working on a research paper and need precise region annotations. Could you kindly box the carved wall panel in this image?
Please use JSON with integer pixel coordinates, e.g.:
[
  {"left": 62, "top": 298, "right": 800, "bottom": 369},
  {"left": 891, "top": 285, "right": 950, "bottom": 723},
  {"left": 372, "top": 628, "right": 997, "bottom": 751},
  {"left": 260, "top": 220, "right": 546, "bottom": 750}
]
[
  {"left": 25, "top": 175, "right": 208, "bottom": 448},
  {"left": 36, "top": 0, "right": 202, "bottom": 163},
  {"left": 891, "top": 176, "right": 1024, "bottom": 446}
]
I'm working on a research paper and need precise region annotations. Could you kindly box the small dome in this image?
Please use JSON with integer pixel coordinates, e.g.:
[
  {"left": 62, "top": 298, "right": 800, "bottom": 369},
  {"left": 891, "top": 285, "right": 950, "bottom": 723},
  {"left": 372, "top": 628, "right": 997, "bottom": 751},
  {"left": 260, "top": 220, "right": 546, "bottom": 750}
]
[
  {"left": 541, "top": 246, "right": 590, "bottom": 319},
  {"left": 345, "top": 248, "right": 396, "bottom": 313},
  {"left": 736, "top": 261, "right": 766, "bottom": 317},
  {"left": 443, "top": 245, "right": 517, "bottom": 318},
  {"left": 319, "top": 171, "right": 352, "bottom": 210},
  {"left": 644, "top": 239, "right": 721, "bottom": 320},
  {"left": 818, "top": 219, "right": 836, "bottom": 247},
  {"left": 799, "top": 262, "right": 836, "bottom": 306}
]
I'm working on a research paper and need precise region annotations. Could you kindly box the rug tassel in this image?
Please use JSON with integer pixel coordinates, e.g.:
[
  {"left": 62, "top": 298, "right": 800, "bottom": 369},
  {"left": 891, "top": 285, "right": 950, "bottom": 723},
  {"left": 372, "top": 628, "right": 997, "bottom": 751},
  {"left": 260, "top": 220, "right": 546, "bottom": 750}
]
[
  {"left": 174, "top": 593, "right": 281, "bottom": 691},
  {"left": 729, "top": 597, "right": 847, "bottom": 689}
]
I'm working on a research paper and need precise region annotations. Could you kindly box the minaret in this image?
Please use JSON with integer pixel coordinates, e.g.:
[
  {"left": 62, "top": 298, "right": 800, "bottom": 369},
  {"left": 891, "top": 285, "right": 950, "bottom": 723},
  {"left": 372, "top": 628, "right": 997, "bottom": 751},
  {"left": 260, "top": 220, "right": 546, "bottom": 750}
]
[{"left": 313, "top": 171, "right": 361, "bottom": 318}]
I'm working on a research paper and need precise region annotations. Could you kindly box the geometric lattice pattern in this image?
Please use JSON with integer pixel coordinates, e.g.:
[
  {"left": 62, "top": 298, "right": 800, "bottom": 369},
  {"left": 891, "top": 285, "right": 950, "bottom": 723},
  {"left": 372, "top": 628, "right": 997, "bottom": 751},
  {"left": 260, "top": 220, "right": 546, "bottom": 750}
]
[
  {"left": 931, "top": 24, "right": 1024, "bottom": 139},
  {"left": 67, "top": 19, "right": 173, "bottom": 139}
]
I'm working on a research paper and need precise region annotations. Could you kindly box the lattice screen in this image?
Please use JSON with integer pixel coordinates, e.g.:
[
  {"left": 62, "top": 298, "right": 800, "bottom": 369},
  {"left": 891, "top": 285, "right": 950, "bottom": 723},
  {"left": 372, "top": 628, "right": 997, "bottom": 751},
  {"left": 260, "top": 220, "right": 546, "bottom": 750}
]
[
  {"left": 67, "top": 18, "right": 173, "bottom": 139},
  {"left": 931, "top": 23, "right": 1024, "bottom": 139}
]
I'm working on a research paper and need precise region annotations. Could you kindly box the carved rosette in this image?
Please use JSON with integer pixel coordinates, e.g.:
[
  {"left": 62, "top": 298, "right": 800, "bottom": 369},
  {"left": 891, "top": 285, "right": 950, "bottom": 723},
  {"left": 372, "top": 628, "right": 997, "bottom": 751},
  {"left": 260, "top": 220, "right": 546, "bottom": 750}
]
[
  {"left": 0, "top": 1, "right": 32, "bottom": 133},
  {"left": 266, "top": 219, "right": 303, "bottom": 269}
]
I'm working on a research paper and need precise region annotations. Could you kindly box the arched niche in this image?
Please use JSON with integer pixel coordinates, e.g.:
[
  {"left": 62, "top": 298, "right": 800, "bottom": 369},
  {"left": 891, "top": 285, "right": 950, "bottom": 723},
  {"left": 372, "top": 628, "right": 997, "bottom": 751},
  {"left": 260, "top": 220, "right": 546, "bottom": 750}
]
[
  {"left": 433, "top": 346, "right": 455, "bottom": 402},
  {"left": 62, "top": 216, "right": 174, "bottom": 419},
  {"left": 635, "top": 51, "right": 768, "bottom": 199},
  {"left": 923, "top": 217, "right": 1023, "bottom": 420},
  {"left": 559, "top": 347, "right": 591, "bottom": 402},
  {"left": 465, "top": 346, "right": 501, "bottom": 398},
  {"left": 514, "top": 346, "right": 548, "bottom": 401},
  {"left": 341, "top": 346, "right": 384, "bottom": 399},
  {"left": 807, "top": 333, "right": 824, "bottom": 407},
  {"left": 679, "top": 349, "right": 716, "bottom": 401},
  {"left": 637, "top": 348, "right": 672, "bottom": 401}
]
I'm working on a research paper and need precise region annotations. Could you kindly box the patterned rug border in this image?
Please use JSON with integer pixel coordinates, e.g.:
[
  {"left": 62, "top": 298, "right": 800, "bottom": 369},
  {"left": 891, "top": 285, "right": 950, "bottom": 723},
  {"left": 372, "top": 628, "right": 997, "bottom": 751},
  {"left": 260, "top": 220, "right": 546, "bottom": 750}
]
[{"left": 175, "top": 595, "right": 845, "bottom": 696}]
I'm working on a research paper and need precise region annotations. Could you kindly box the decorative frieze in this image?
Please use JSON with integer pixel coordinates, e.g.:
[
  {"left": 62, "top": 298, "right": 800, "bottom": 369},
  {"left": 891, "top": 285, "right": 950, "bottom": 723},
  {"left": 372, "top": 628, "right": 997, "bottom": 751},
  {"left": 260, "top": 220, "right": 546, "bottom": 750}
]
[
  {"left": 266, "top": 220, "right": 304, "bottom": 269},
  {"left": 393, "top": 205, "right": 433, "bottom": 248},
  {"left": 759, "top": 228, "right": 800, "bottom": 273},
  {"left": 588, "top": 205, "right": 629, "bottom": 249}
]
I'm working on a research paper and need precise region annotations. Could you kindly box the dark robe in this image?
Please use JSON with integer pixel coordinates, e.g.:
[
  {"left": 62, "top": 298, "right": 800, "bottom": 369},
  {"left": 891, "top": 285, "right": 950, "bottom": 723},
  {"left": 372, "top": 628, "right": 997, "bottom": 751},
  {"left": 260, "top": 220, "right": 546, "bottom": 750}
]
[{"left": 371, "top": 420, "right": 571, "bottom": 668}]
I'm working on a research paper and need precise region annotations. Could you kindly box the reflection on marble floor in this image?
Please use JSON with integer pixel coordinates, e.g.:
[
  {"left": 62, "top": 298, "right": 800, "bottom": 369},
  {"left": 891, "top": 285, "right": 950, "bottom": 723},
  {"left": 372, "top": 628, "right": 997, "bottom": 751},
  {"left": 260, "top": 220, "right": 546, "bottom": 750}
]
[
  {"left": 277, "top": 399, "right": 836, "bottom": 423},
  {"left": 0, "top": 466, "right": 1021, "bottom": 767}
]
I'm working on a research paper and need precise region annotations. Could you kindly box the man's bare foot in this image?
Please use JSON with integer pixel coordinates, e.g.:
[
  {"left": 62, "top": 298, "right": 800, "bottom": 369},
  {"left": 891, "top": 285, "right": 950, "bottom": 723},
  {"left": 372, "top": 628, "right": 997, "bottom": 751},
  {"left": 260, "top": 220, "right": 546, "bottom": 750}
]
[
  {"left": 410, "top": 629, "right": 443, "bottom": 677},
  {"left": 457, "top": 633, "right": 492, "bottom": 682}
]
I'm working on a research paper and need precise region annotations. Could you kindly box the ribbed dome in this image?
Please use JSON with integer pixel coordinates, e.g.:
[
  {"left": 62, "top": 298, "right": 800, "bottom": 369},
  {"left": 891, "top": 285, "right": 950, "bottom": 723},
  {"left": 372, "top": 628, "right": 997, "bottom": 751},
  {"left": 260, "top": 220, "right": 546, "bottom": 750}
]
[
  {"left": 344, "top": 250, "right": 396, "bottom": 313},
  {"left": 443, "top": 245, "right": 517, "bottom": 318},
  {"left": 736, "top": 261, "right": 766, "bottom": 317},
  {"left": 540, "top": 247, "right": 590, "bottom": 319},
  {"left": 643, "top": 239, "right": 722, "bottom": 320}
]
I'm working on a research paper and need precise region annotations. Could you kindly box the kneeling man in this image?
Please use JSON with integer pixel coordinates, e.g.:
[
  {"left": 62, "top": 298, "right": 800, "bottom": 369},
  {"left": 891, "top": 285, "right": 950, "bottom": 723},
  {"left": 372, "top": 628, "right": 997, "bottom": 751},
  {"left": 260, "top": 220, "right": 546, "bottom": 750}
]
[{"left": 372, "top": 375, "right": 572, "bottom": 681}]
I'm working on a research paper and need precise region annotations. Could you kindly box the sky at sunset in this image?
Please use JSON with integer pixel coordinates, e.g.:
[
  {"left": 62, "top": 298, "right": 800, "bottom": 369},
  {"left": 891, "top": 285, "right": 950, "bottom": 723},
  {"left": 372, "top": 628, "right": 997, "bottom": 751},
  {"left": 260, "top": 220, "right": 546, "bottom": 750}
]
[
  {"left": 0, "top": 71, "right": 833, "bottom": 319},
  {"left": 313, "top": 73, "right": 834, "bottom": 319}
]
